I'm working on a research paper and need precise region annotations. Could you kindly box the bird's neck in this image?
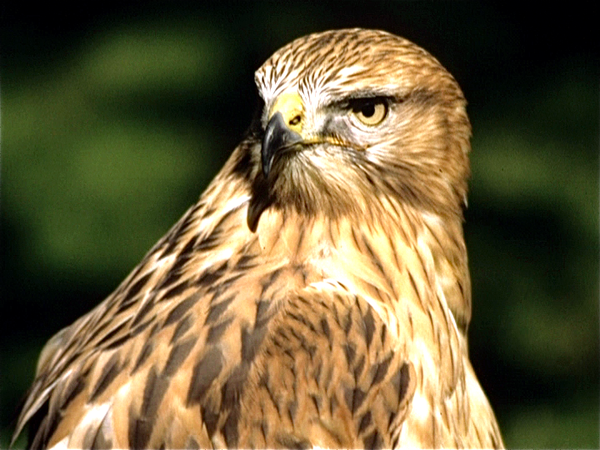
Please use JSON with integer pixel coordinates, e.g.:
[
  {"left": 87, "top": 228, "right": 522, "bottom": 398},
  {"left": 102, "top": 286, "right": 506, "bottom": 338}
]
[
  {"left": 252, "top": 201, "right": 471, "bottom": 337},
  {"left": 196, "top": 167, "right": 471, "bottom": 338}
]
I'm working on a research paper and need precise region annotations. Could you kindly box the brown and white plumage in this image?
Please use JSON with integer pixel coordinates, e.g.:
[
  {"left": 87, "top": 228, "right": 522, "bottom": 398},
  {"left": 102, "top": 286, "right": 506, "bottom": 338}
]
[{"left": 14, "top": 28, "right": 503, "bottom": 448}]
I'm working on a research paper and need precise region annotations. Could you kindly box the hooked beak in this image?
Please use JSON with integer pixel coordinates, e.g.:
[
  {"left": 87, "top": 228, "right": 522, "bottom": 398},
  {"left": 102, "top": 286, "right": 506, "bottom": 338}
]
[{"left": 261, "top": 111, "right": 303, "bottom": 178}]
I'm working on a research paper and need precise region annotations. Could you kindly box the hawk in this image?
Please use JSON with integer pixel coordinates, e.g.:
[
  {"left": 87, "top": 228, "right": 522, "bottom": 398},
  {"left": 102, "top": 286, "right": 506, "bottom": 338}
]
[{"left": 13, "top": 28, "right": 503, "bottom": 448}]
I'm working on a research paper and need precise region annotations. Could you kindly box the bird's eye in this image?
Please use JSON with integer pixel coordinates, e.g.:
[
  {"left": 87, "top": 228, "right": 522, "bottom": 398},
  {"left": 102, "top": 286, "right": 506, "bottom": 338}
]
[{"left": 350, "top": 99, "right": 388, "bottom": 126}]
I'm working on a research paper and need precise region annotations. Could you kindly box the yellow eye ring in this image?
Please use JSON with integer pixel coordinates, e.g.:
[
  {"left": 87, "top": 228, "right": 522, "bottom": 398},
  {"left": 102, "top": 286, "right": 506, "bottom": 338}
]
[{"left": 351, "top": 100, "right": 388, "bottom": 126}]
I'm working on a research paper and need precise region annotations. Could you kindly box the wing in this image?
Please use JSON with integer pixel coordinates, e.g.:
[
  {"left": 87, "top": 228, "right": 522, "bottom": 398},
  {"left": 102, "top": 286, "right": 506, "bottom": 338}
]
[
  {"left": 14, "top": 232, "right": 416, "bottom": 449},
  {"left": 12, "top": 162, "right": 255, "bottom": 448}
]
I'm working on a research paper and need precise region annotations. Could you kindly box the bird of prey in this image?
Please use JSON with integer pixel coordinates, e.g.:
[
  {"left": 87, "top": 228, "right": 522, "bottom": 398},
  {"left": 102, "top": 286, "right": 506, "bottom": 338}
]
[{"left": 14, "top": 28, "right": 503, "bottom": 449}]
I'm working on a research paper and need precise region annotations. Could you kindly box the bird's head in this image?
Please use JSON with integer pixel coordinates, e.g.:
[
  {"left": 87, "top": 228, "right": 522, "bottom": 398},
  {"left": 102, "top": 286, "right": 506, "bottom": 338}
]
[{"left": 244, "top": 29, "right": 471, "bottom": 231}]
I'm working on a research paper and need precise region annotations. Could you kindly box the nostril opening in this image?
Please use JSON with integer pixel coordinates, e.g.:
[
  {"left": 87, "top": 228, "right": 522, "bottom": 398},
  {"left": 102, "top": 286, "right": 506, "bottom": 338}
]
[{"left": 289, "top": 115, "right": 301, "bottom": 126}]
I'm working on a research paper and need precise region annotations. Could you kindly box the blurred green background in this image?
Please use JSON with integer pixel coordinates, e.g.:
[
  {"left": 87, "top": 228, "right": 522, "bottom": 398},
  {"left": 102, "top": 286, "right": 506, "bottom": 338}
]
[{"left": 1, "top": 2, "right": 598, "bottom": 448}]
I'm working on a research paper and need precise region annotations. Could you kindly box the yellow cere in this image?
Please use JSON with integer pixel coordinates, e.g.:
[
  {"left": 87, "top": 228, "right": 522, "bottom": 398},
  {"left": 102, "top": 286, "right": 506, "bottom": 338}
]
[{"left": 270, "top": 91, "right": 304, "bottom": 133}]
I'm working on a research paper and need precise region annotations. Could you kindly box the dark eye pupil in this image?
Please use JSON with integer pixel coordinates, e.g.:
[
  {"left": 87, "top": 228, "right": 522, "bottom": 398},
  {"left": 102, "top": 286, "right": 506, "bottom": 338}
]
[{"left": 361, "top": 103, "right": 375, "bottom": 117}]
